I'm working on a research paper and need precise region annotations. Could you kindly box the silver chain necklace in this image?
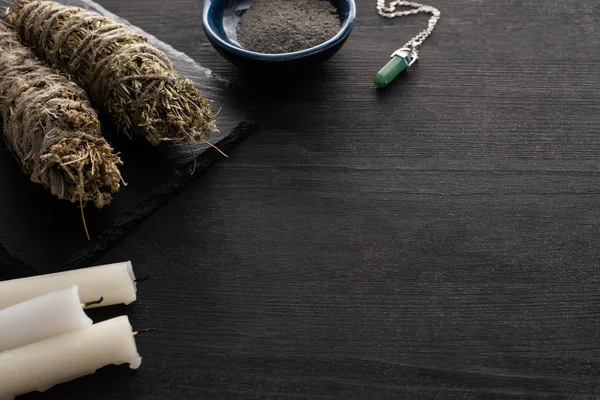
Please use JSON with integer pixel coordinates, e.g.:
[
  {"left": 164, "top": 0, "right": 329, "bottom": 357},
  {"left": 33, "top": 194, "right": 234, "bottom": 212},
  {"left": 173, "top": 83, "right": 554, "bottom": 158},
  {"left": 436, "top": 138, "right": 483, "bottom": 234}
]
[{"left": 374, "top": 1, "right": 441, "bottom": 88}]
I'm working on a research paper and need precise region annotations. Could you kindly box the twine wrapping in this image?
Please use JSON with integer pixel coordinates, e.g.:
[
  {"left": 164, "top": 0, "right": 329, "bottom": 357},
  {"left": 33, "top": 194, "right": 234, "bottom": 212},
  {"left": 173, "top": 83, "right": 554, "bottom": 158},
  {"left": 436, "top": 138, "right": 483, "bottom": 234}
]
[
  {"left": 5, "top": 0, "right": 217, "bottom": 146},
  {"left": 0, "top": 26, "right": 122, "bottom": 208}
]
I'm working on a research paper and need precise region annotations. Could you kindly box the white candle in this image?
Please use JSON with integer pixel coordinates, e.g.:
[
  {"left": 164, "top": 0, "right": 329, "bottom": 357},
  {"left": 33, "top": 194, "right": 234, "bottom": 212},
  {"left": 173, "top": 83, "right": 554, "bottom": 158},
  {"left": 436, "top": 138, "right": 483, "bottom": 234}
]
[
  {"left": 0, "top": 261, "right": 137, "bottom": 310},
  {"left": 0, "top": 286, "right": 92, "bottom": 353},
  {"left": 0, "top": 316, "right": 141, "bottom": 399}
]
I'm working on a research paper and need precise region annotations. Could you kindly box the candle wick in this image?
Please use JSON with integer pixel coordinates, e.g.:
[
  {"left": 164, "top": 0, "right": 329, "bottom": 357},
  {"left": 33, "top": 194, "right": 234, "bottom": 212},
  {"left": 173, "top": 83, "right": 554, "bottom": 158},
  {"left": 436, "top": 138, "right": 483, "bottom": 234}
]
[
  {"left": 133, "top": 276, "right": 151, "bottom": 283},
  {"left": 133, "top": 328, "right": 155, "bottom": 336},
  {"left": 82, "top": 297, "right": 104, "bottom": 308}
]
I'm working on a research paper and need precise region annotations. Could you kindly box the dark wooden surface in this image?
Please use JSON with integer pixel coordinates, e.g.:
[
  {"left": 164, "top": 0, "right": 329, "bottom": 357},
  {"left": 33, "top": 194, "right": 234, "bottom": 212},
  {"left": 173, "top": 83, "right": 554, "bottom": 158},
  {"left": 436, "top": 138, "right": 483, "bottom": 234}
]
[{"left": 16, "top": 0, "right": 600, "bottom": 398}]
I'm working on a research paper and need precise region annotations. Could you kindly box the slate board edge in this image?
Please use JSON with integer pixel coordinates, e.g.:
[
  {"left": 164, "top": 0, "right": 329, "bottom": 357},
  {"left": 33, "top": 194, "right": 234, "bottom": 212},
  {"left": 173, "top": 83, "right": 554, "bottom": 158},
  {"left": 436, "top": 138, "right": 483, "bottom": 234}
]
[
  {"left": 62, "top": 119, "right": 258, "bottom": 271},
  {"left": 0, "top": 119, "right": 257, "bottom": 279},
  {"left": 0, "top": 240, "right": 32, "bottom": 279}
]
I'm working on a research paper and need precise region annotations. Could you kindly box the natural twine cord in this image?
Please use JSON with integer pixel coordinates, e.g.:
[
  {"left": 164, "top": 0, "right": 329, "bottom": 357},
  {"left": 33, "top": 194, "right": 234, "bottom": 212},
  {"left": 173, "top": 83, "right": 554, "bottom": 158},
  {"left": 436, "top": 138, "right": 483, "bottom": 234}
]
[
  {"left": 5, "top": 0, "right": 217, "bottom": 146},
  {"left": 0, "top": 27, "right": 122, "bottom": 212}
]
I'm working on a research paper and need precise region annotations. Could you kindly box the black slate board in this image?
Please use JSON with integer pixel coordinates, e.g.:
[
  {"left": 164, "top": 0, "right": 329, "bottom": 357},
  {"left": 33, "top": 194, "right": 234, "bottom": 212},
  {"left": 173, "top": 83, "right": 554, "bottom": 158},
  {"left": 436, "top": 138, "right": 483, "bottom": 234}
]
[{"left": 0, "top": 0, "right": 256, "bottom": 278}]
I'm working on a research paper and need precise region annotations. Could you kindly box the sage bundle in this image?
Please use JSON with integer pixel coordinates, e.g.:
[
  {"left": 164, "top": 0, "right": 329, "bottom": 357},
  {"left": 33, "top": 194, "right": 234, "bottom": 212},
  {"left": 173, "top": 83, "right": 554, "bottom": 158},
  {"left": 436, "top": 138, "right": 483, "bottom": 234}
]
[
  {"left": 5, "top": 0, "right": 216, "bottom": 146},
  {"left": 0, "top": 26, "right": 122, "bottom": 209}
]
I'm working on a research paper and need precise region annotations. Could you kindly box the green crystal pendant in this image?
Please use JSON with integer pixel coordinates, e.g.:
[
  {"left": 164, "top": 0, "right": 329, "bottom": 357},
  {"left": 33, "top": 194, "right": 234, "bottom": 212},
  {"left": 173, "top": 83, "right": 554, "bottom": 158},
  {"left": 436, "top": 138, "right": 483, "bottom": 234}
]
[{"left": 374, "top": 49, "right": 418, "bottom": 88}]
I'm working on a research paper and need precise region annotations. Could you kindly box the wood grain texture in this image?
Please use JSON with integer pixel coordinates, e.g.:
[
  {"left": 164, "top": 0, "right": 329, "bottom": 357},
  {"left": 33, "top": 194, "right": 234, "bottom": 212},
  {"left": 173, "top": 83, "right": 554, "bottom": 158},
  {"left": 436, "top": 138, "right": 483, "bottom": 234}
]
[{"left": 15, "top": 0, "right": 600, "bottom": 398}]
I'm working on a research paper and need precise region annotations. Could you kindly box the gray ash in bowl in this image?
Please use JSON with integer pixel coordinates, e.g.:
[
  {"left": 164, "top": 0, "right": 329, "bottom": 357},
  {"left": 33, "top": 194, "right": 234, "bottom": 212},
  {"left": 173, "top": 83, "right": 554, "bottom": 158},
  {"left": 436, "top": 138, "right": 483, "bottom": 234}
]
[{"left": 237, "top": 0, "right": 342, "bottom": 54}]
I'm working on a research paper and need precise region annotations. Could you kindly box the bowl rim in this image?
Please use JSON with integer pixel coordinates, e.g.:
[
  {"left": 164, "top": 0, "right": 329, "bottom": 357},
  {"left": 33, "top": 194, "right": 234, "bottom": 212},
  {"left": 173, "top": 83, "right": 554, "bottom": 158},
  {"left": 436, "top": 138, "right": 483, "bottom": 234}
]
[{"left": 202, "top": 0, "right": 356, "bottom": 62}]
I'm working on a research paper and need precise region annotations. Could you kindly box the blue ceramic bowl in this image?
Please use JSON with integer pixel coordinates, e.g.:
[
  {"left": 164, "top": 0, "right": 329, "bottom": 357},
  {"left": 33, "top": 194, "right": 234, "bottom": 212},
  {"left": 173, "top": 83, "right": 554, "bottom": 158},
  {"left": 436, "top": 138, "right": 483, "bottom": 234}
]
[{"left": 202, "top": 0, "right": 356, "bottom": 69}]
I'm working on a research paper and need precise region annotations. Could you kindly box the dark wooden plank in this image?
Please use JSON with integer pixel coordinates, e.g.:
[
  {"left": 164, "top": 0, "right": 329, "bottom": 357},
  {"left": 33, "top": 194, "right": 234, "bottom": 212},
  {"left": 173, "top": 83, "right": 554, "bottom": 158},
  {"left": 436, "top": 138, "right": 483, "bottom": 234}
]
[
  {"left": 12, "top": 0, "right": 600, "bottom": 398},
  {"left": 0, "top": 0, "right": 256, "bottom": 277}
]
